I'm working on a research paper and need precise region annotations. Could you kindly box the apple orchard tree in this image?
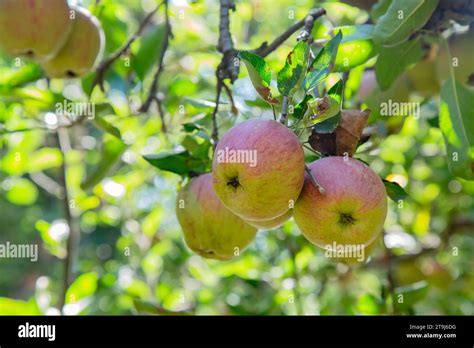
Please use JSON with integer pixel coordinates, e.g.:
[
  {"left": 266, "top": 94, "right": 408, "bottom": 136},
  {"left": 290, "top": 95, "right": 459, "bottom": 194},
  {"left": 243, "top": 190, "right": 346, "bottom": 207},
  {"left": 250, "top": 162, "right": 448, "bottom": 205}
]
[{"left": 0, "top": 0, "right": 473, "bottom": 315}]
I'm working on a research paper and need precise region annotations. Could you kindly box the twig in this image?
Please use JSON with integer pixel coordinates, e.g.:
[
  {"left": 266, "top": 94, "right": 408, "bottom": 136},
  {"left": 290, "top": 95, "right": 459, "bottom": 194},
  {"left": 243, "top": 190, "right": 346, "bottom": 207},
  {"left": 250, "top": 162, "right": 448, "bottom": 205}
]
[
  {"left": 211, "top": 0, "right": 238, "bottom": 148},
  {"left": 279, "top": 96, "right": 289, "bottom": 124},
  {"left": 139, "top": 0, "right": 173, "bottom": 131},
  {"left": 216, "top": 0, "right": 239, "bottom": 82},
  {"left": 253, "top": 8, "right": 326, "bottom": 58},
  {"left": 305, "top": 164, "right": 325, "bottom": 194},
  {"left": 29, "top": 172, "right": 63, "bottom": 199},
  {"left": 93, "top": 5, "right": 161, "bottom": 92},
  {"left": 211, "top": 80, "right": 223, "bottom": 149},
  {"left": 56, "top": 128, "right": 80, "bottom": 310},
  {"left": 222, "top": 81, "right": 237, "bottom": 114}
]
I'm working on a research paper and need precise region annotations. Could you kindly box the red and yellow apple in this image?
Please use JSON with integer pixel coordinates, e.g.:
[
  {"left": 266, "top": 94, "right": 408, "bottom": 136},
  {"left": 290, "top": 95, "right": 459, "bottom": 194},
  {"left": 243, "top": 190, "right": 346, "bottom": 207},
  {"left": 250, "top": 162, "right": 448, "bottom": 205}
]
[
  {"left": 0, "top": 0, "right": 73, "bottom": 61},
  {"left": 41, "top": 7, "right": 104, "bottom": 78},
  {"left": 212, "top": 118, "right": 305, "bottom": 221},
  {"left": 176, "top": 173, "right": 257, "bottom": 260},
  {"left": 294, "top": 156, "right": 387, "bottom": 248}
]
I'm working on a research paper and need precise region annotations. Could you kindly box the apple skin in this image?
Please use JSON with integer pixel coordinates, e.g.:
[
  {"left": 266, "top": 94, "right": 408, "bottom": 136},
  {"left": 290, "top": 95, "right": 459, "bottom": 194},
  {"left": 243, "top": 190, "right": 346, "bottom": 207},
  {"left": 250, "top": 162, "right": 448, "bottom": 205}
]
[
  {"left": 41, "top": 7, "right": 104, "bottom": 78},
  {"left": 294, "top": 156, "right": 387, "bottom": 248},
  {"left": 244, "top": 209, "right": 293, "bottom": 230},
  {"left": 176, "top": 173, "right": 257, "bottom": 261},
  {"left": 212, "top": 118, "right": 305, "bottom": 221},
  {"left": 0, "top": 0, "right": 73, "bottom": 62}
]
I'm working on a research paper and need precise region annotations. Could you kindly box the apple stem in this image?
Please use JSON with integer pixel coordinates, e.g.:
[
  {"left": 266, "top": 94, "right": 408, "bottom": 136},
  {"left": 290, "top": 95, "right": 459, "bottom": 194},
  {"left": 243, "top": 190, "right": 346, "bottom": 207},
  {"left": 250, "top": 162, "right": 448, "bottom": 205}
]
[
  {"left": 279, "top": 96, "right": 289, "bottom": 125},
  {"left": 305, "top": 164, "right": 326, "bottom": 194}
]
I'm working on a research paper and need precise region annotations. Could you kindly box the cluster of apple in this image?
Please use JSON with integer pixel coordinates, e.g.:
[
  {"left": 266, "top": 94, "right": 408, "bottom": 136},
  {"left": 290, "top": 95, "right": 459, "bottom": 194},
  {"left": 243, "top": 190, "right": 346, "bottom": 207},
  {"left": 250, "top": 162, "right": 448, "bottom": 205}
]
[
  {"left": 176, "top": 118, "right": 388, "bottom": 263},
  {"left": 0, "top": 0, "right": 104, "bottom": 78}
]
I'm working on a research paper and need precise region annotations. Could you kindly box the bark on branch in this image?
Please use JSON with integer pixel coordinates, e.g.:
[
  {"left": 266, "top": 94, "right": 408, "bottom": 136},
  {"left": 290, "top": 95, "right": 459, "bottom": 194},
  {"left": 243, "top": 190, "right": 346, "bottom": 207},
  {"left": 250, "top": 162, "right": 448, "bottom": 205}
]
[{"left": 254, "top": 8, "right": 326, "bottom": 58}]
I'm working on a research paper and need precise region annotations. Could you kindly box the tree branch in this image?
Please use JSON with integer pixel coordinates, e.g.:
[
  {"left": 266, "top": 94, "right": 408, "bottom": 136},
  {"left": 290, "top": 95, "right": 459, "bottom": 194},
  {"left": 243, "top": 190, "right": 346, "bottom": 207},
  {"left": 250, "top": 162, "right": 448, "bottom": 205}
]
[
  {"left": 139, "top": 0, "right": 173, "bottom": 133},
  {"left": 56, "top": 128, "right": 80, "bottom": 310},
  {"left": 222, "top": 81, "right": 237, "bottom": 114},
  {"left": 93, "top": 5, "right": 161, "bottom": 92},
  {"left": 211, "top": 0, "right": 238, "bottom": 147},
  {"left": 211, "top": 80, "right": 223, "bottom": 149},
  {"left": 253, "top": 8, "right": 326, "bottom": 57},
  {"left": 216, "top": 0, "right": 239, "bottom": 82}
]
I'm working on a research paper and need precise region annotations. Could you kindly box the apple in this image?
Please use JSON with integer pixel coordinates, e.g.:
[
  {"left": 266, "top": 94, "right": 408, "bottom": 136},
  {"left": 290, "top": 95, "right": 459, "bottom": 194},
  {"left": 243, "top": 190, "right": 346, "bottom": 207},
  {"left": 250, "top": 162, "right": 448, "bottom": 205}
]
[
  {"left": 41, "top": 7, "right": 104, "bottom": 78},
  {"left": 294, "top": 156, "right": 387, "bottom": 248},
  {"left": 176, "top": 173, "right": 257, "bottom": 260},
  {"left": 0, "top": 0, "right": 73, "bottom": 62},
  {"left": 212, "top": 118, "right": 305, "bottom": 221},
  {"left": 244, "top": 209, "right": 293, "bottom": 230}
]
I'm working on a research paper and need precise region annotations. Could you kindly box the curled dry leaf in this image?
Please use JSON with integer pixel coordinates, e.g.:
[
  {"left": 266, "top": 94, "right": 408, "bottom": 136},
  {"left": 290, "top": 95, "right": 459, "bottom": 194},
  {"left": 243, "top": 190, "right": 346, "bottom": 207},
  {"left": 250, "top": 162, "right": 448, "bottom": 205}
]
[{"left": 309, "top": 109, "right": 370, "bottom": 156}]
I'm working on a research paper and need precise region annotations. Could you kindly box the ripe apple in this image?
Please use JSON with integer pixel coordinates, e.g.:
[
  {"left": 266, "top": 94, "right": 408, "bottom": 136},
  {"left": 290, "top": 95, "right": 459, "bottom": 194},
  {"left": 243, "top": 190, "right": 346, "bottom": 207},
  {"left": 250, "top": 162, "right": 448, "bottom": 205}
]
[
  {"left": 294, "top": 156, "right": 387, "bottom": 248},
  {"left": 212, "top": 118, "right": 305, "bottom": 221},
  {"left": 0, "top": 0, "right": 73, "bottom": 61},
  {"left": 41, "top": 7, "right": 104, "bottom": 78},
  {"left": 244, "top": 209, "right": 293, "bottom": 230},
  {"left": 176, "top": 173, "right": 257, "bottom": 260}
]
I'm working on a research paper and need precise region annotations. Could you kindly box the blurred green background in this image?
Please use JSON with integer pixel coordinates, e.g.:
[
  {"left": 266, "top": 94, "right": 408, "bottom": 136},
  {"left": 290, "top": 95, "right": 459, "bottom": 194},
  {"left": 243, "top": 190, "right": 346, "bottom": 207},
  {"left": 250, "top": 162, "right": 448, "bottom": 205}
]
[{"left": 0, "top": 0, "right": 473, "bottom": 315}]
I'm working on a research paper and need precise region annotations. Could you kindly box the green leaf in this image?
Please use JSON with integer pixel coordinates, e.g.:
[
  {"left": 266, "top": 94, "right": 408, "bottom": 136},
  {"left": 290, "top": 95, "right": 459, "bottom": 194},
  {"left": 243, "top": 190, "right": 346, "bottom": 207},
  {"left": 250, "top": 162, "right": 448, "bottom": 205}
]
[
  {"left": 309, "top": 79, "right": 344, "bottom": 132},
  {"left": 27, "top": 148, "right": 63, "bottom": 172},
  {"left": 327, "top": 79, "right": 344, "bottom": 104},
  {"left": 93, "top": 114, "right": 122, "bottom": 139},
  {"left": 315, "top": 80, "right": 343, "bottom": 132},
  {"left": 4, "top": 178, "right": 38, "bottom": 206},
  {"left": 313, "top": 113, "right": 341, "bottom": 133},
  {"left": 383, "top": 179, "right": 409, "bottom": 202},
  {"left": 65, "top": 272, "right": 99, "bottom": 304},
  {"left": 373, "top": 0, "right": 439, "bottom": 46},
  {"left": 394, "top": 280, "right": 429, "bottom": 309},
  {"left": 0, "top": 297, "right": 40, "bottom": 315},
  {"left": 439, "top": 78, "right": 474, "bottom": 180},
  {"left": 277, "top": 41, "right": 310, "bottom": 97},
  {"left": 305, "top": 31, "right": 342, "bottom": 93},
  {"left": 371, "top": 0, "right": 392, "bottom": 21},
  {"left": 132, "top": 25, "right": 166, "bottom": 81},
  {"left": 375, "top": 37, "right": 424, "bottom": 90},
  {"left": 144, "top": 151, "right": 210, "bottom": 176},
  {"left": 1, "top": 64, "right": 43, "bottom": 88},
  {"left": 333, "top": 25, "right": 376, "bottom": 72},
  {"left": 238, "top": 51, "right": 278, "bottom": 104},
  {"left": 182, "top": 122, "right": 202, "bottom": 133},
  {"left": 183, "top": 97, "right": 216, "bottom": 111},
  {"left": 292, "top": 95, "right": 313, "bottom": 120},
  {"left": 181, "top": 132, "right": 211, "bottom": 159},
  {"left": 36, "top": 220, "right": 59, "bottom": 257},
  {"left": 81, "top": 136, "right": 127, "bottom": 190}
]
